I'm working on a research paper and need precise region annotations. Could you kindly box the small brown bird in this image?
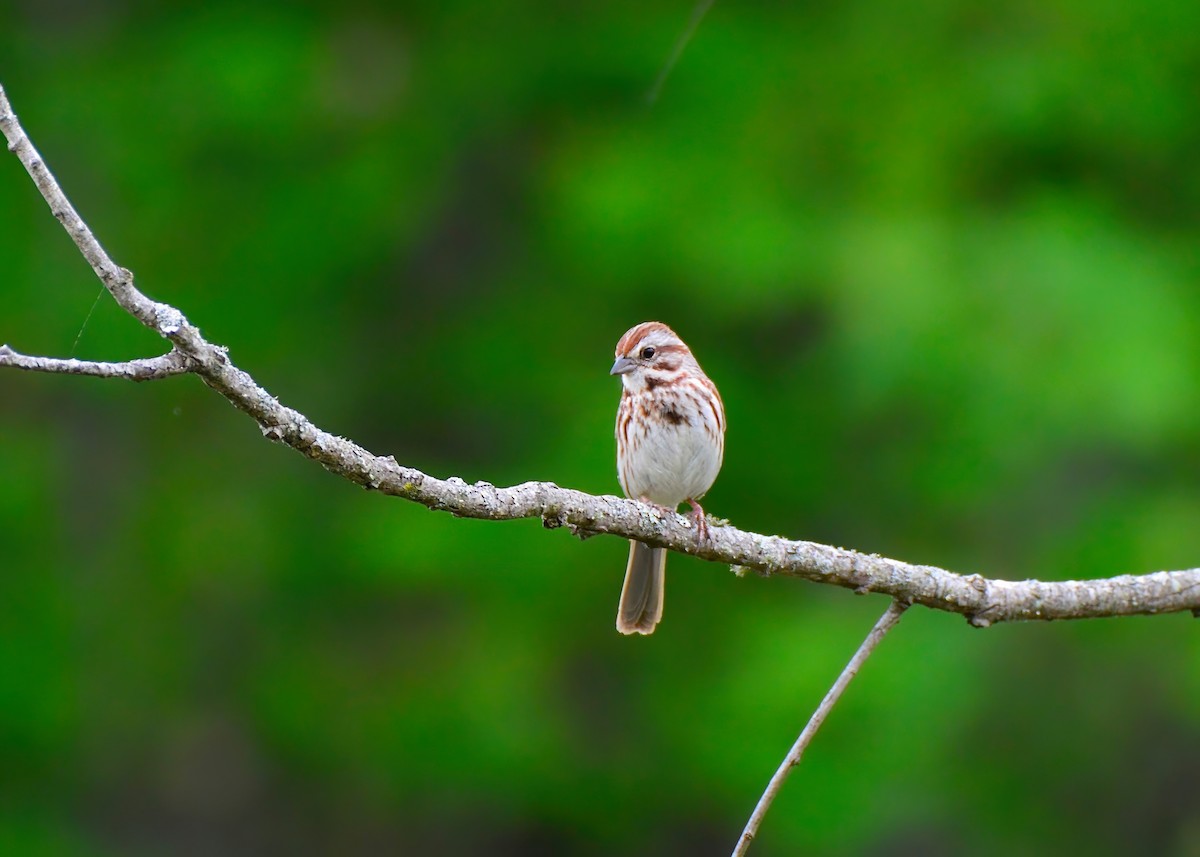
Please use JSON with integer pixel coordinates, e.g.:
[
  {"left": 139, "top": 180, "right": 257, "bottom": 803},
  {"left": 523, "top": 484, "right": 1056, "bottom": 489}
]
[{"left": 611, "top": 322, "right": 726, "bottom": 634}]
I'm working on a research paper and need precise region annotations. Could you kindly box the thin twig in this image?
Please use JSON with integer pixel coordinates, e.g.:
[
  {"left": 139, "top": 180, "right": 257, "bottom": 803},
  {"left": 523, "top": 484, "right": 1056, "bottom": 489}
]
[
  {"left": 646, "top": 0, "right": 716, "bottom": 104},
  {"left": 4, "top": 82, "right": 1200, "bottom": 625},
  {"left": 0, "top": 344, "right": 193, "bottom": 381},
  {"left": 732, "top": 600, "right": 910, "bottom": 856}
]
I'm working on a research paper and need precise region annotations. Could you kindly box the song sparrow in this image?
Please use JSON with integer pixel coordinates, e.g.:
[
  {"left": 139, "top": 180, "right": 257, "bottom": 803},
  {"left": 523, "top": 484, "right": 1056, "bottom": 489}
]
[{"left": 611, "top": 321, "right": 725, "bottom": 634}]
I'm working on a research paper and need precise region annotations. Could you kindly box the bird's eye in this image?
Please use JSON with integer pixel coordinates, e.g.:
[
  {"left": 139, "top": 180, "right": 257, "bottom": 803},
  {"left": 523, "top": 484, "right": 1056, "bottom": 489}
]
[{"left": 640, "top": 346, "right": 656, "bottom": 359}]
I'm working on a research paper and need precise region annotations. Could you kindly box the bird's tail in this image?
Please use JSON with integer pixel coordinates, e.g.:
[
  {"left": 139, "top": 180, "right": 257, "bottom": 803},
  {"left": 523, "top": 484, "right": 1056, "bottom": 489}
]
[{"left": 616, "top": 541, "right": 666, "bottom": 635}]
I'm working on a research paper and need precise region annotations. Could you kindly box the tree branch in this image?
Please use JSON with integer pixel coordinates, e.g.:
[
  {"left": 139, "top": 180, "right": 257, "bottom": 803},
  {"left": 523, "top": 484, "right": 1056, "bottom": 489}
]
[
  {"left": 4, "top": 82, "right": 1200, "bottom": 626},
  {"left": 0, "top": 343, "right": 193, "bottom": 380},
  {"left": 732, "top": 600, "right": 909, "bottom": 856}
]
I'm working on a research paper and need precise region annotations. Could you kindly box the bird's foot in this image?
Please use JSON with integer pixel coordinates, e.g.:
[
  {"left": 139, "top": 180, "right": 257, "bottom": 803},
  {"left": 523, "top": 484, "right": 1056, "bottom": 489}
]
[{"left": 686, "top": 499, "right": 711, "bottom": 542}]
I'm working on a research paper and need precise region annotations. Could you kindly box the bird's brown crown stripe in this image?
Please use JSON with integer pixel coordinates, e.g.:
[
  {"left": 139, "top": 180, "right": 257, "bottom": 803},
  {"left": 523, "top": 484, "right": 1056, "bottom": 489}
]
[{"left": 615, "top": 321, "right": 675, "bottom": 354}]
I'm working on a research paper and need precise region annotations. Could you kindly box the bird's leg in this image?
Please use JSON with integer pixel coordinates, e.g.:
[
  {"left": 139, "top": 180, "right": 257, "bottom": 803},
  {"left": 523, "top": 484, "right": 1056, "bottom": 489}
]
[{"left": 686, "top": 498, "right": 710, "bottom": 542}]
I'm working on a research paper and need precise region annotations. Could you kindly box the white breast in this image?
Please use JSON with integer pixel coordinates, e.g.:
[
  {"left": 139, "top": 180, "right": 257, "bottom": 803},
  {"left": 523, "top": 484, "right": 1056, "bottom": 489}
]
[{"left": 618, "top": 382, "right": 724, "bottom": 507}]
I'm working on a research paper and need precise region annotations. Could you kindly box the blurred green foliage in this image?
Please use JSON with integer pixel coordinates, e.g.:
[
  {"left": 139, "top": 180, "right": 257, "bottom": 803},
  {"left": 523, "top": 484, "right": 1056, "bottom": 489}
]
[{"left": 3, "top": 1, "right": 1200, "bottom": 854}]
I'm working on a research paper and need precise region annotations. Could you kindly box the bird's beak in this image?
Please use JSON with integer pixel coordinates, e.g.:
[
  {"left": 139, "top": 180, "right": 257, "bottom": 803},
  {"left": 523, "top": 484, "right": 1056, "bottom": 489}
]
[{"left": 610, "top": 355, "right": 636, "bottom": 376}]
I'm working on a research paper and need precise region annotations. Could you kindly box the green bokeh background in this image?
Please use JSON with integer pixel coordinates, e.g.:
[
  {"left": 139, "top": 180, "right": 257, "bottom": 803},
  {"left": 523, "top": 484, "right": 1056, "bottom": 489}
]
[{"left": 4, "top": 2, "right": 1200, "bottom": 854}]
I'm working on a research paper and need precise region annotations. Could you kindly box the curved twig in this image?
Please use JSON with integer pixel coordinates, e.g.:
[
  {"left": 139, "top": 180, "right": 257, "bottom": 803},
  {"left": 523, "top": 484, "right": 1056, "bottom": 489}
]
[
  {"left": 3, "top": 83, "right": 1200, "bottom": 626},
  {"left": 732, "top": 600, "right": 909, "bottom": 856},
  {"left": 0, "top": 344, "right": 193, "bottom": 380}
]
